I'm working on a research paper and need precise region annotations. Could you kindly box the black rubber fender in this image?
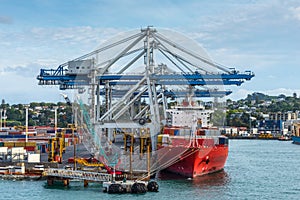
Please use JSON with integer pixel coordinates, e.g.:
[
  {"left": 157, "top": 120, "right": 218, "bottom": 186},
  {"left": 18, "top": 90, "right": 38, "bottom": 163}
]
[
  {"left": 108, "top": 183, "right": 123, "bottom": 194},
  {"left": 147, "top": 181, "right": 159, "bottom": 192},
  {"left": 131, "top": 182, "right": 147, "bottom": 193}
]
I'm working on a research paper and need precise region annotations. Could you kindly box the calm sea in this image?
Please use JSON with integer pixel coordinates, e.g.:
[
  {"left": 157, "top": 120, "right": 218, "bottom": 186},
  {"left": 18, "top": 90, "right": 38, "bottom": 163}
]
[{"left": 1, "top": 140, "right": 300, "bottom": 200}]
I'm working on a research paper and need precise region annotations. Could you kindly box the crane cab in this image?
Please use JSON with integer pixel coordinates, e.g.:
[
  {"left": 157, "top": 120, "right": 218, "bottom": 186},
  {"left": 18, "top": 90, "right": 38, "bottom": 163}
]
[{"left": 66, "top": 59, "right": 94, "bottom": 75}]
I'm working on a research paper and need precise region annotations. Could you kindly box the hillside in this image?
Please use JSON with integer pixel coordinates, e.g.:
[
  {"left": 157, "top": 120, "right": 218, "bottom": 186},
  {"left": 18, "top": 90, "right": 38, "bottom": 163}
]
[{"left": 1, "top": 92, "right": 300, "bottom": 128}]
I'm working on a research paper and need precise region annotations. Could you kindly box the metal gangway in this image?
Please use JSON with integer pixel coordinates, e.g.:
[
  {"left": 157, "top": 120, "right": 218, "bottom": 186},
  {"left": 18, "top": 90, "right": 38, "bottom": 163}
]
[{"left": 43, "top": 168, "right": 112, "bottom": 182}]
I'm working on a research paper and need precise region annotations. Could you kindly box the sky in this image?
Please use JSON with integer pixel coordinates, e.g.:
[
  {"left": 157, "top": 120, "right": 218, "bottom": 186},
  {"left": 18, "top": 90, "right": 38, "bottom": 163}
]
[{"left": 0, "top": 0, "right": 300, "bottom": 104}]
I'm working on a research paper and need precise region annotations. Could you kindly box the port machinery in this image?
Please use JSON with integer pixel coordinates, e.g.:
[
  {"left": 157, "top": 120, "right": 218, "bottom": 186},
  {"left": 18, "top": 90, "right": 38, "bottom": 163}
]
[{"left": 37, "top": 27, "right": 254, "bottom": 180}]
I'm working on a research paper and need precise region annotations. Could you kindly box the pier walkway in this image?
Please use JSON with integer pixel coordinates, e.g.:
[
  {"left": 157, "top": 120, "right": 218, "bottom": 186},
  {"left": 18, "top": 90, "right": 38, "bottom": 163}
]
[{"left": 43, "top": 168, "right": 112, "bottom": 182}]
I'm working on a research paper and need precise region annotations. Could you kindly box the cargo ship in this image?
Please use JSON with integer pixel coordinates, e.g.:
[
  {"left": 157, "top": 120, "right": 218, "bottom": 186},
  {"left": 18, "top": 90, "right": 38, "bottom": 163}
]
[{"left": 157, "top": 99, "right": 228, "bottom": 178}]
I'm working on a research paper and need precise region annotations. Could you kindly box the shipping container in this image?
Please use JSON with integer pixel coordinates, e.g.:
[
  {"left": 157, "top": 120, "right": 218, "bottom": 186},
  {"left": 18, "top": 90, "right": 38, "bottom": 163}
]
[
  {"left": 0, "top": 135, "right": 26, "bottom": 139},
  {"left": 40, "top": 144, "right": 47, "bottom": 153},
  {"left": 25, "top": 142, "right": 36, "bottom": 147},
  {"left": 14, "top": 142, "right": 26, "bottom": 147},
  {"left": 157, "top": 135, "right": 163, "bottom": 143},
  {"left": 163, "top": 128, "right": 170, "bottom": 134},
  {"left": 0, "top": 147, "right": 8, "bottom": 154},
  {"left": 28, "top": 153, "right": 40, "bottom": 163},
  {"left": 162, "top": 135, "right": 170, "bottom": 146},
  {"left": 4, "top": 141, "right": 15, "bottom": 147},
  {"left": 8, "top": 131, "right": 23, "bottom": 135},
  {"left": 24, "top": 146, "right": 36, "bottom": 152},
  {"left": 46, "top": 129, "right": 55, "bottom": 134},
  {"left": 0, "top": 131, "right": 8, "bottom": 136}
]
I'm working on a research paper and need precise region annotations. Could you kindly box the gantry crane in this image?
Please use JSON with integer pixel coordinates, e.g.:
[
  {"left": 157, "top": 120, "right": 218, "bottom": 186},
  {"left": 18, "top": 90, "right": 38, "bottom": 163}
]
[{"left": 37, "top": 27, "right": 254, "bottom": 172}]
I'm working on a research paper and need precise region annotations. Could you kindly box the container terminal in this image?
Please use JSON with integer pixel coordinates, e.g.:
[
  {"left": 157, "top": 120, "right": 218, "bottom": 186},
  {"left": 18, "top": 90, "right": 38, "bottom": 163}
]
[{"left": 1, "top": 27, "right": 255, "bottom": 193}]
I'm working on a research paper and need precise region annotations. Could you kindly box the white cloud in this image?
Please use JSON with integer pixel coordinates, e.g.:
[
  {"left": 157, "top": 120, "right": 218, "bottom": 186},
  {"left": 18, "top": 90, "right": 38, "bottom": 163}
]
[
  {"left": 1, "top": 1, "right": 300, "bottom": 104},
  {"left": 3, "top": 64, "right": 42, "bottom": 78},
  {"left": 29, "top": 26, "right": 121, "bottom": 44},
  {"left": 0, "top": 71, "right": 61, "bottom": 104},
  {"left": 0, "top": 26, "right": 125, "bottom": 104},
  {"left": 262, "top": 88, "right": 300, "bottom": 97},
  {"left": 290, "top": 6, "right": 300, "bottom": 20},
  {"left": 0, "top": 26, "right": 122, "bottom": 69},
  {"left": 209, "top": 48, "right": 282, "bottom": 72},
  {"left": 227, "top": 88, "right": 254, "bottom": 101}
]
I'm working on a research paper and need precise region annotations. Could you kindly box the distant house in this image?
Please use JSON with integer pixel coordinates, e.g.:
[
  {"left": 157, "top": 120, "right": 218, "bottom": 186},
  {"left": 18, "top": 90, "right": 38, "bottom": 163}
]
[
  {"left": 34, "top": 106, "right": 43, "bottom": 111},
  {"left": 258, "top": 119, "right": 282, "bottom": 134},
  {"left": 269, "top": 111, "right": 298, "bottom": 121},
  {"left": 238, "top": 105, "right": 249, "bottom": 110}
]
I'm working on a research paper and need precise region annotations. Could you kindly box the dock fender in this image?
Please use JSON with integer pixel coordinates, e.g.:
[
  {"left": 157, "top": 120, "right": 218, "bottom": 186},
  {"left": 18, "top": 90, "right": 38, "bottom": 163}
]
[
  {"left": 147, "top": 181, "right": 159, "bottom": 192},
  {"left": 131, "top": 182, "right": 147, "bottom": 194},
  {"left": 108, "top": 183, "right": 124, "bottom": 194}
]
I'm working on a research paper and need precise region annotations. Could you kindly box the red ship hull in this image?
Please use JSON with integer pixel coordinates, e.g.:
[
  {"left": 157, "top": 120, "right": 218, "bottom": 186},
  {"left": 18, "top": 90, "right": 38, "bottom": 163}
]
[
  {"left": 165, "top": 145, "right": 228, "bottom": 178},
  {"left": 158, "top": 137, "right": 228, "bottom": 178}
]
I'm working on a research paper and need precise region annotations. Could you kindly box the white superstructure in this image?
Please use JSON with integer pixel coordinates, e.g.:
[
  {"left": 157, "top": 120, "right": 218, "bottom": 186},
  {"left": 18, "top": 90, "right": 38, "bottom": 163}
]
[{"left": 166, "top": 101, "right": 213, "bottom": 128}]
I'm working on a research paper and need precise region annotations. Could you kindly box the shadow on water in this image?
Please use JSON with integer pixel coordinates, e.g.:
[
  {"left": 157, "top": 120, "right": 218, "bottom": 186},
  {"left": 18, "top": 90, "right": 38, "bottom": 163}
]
[
  {"left": 157, "top": 169, "right": 230, "bottom": 188},
  {"left": 191, "top": 170, "right": 230, "bottom": 188},
  {"left": 43, "top": 181, "right": 102, "bottom": 192}
]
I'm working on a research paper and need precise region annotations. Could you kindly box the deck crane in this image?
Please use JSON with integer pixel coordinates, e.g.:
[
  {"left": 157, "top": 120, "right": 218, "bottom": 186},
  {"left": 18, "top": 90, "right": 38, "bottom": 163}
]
[{"left": 37, "top": 27, "right": 254, "bottom": 175}]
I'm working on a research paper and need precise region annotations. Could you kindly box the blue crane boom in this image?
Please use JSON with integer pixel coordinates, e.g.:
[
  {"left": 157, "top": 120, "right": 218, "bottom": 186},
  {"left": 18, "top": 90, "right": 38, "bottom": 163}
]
[
  {"left": 37, "top": 67, "right": 254, "bottom": 96},
  {"left": 36, "top": 27, "right": 255, "bottom": 98}
]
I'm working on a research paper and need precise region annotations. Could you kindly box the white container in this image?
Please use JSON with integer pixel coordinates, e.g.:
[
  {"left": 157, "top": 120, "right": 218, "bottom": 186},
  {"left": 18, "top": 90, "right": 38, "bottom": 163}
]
[
  {"left": 28, "top": 153, "right": 41, "bottom": 163},
  {"left": 11, "top": 147, "right": 26, "bottom": 162},
  {"left": 0, "top": 147, "right": 8, "bottom": 154},
  {"left": 162, "top": 135, "right": 169, "bottom": 146}
]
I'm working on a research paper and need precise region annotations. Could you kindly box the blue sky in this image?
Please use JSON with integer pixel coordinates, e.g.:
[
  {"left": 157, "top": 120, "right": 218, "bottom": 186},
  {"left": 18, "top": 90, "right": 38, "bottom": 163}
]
[{"left": 0, "top": 0, "right": 300, "bottom": 104}]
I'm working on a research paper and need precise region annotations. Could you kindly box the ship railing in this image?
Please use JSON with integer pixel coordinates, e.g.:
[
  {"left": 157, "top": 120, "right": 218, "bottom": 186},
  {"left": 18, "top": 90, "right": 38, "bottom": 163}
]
[{"left": 43, "top": 168, "right": 112, "bottom": 182}]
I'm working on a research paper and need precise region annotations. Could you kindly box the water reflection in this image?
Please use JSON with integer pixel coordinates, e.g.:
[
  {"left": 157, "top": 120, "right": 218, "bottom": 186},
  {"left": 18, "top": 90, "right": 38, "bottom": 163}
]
[
  {"left": 192, "top": 170, "right": 230, "bottom": 187},
  {"left": 157, "top": 170, "right": 230, "bottom": 187}
]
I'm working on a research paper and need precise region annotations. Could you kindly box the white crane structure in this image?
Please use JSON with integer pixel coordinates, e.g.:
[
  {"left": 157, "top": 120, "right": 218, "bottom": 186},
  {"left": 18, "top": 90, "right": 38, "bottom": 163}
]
[{"left": 37, "top": 27, "right": 254, "bottom": 177}]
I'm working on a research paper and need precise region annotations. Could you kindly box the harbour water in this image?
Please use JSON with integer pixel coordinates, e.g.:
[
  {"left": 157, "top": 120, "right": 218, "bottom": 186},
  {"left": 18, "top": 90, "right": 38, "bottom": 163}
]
[{"left": 0, "top": 140, "right": 300, "bottom": 200}]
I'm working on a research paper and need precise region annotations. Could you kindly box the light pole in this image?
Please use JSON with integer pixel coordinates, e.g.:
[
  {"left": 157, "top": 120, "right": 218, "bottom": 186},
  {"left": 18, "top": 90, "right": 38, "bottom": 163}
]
[
  {"left": 0, "top": 108, "right": 2, "bottom": 131},
  {"left": 249, "top": 112, "right": 251, "bottom": 134},
  {"left": 2, "top": 109, "right": 6, "bottom": 128},
  {"left": 54, "top": 106, "right": 58, "bottom": 136},
  {"left": 25, "top": 105, "right": 29, "bottom": 143},
  {"left": 73, "top": 107, "right": 77, "bottom": 170}
]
